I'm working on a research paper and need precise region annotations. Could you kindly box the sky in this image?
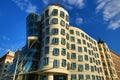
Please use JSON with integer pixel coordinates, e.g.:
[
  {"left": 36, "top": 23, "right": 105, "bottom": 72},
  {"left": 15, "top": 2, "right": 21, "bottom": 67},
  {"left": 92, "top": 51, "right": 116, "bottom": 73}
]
[{"left": 0, "top": 0, "right": 120, "bottom": 57}]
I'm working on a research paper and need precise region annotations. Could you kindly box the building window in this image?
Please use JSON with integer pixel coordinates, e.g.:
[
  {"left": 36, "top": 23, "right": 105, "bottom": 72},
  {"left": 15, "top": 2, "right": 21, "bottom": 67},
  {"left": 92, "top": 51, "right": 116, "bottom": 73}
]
[
  {"left": 76, "top": 31, "right": 80, "bottom": 36},
  {"left": 46, "top": 27, "right": 49, "bottom": 34},
  {"left": 52, "top": 28, "right": 58, "bottom": 35},
  {"left": 71, "top": 74, "right": 76, "bottom": 80},
  {"left": 45, "top": 19, "right": 49, "bottom": 26},
  {"left": 45, "top": 9, "right": 49, "bottom": 17},
  {"left": 92, "top": 75, "right": 95, "bottom": 80},
  {"left": 78, "top": 65, "right": 83, "bottom": 71},
  {"left": 71, "top": 53, "right": 76, "bottom": 59},
  {"left": 67, "top": 52, "right": 70, "bottom": 59},
  {"left": 71, "top": 62, "right": 76, "bottom": 69},
  {"left": 79, "top": 74, "right": 84, "bottom": 80},
  {"left": 53, "top": 60, "right": 60, "bottom": 68},
  {"left": 81, "top": 33, "right": 84, "bottom": 38},
  {"left": 52, "top": 9, "right": 58, "bottom": 16},
  {"left": 66, "top": 15, "right": 69, "bottom": 21},
  {"left": 45, "top": 37, "right": 49, "bottom": 44},
  {"left": 53, "top": 48, "right": 59, "bottom": 56},
  {"left": 60, "top": 20, "right": 65, "bottom": 26},
  {"left": 78, "top": 55, "right": 83, "bottom": 61},
  {"left": 44, "top": 57, "right": 49, "bottom": 65},
  {"left": 60, "top": 11, "right": 64, "bottom": 18},
  {"left": 84, "top": 47, "right": 87, "bottom": 52},
  {"left": 82, "top": 40, "right": 86, "bottom": 45},
  {"left": 52, "top": 38, "right": 59, "bottom": 44},
  {"left": 77, "top": 39, "right": 81, "bottom": 44},
  {"left": 66, "top": 23, "right": 69, "bottom": 29},
  {"left": 85, "top": 64, "right": 89, "bottom": 70},
  {"left": 67, "top": 42, "right": 69, "bottom": 49},
  {"left": 85, "top": 55, "right": 88, "bottom": 61},
  {"left": 61, "top": 29, "right": 65, "bottom": 35},
  {"left": 78, "top": 47, "right": 82, "bottom": 52},
  {"left": 45, "top": 47, "right": 49, "bottom": 54},
  {"left": 71, "top": 44, "right": 76, "bottom": 50},
  {"left": 70, "top": 36, "right": 75, "bottom": 42},
  {"left": 62, "top": 59, "right": 66, "bottom": 67},
  {"left": 61, "top": 38, "right": 66, "bottom": 45},
  {"left": 70, "top": 30, "right": 74, "bottom": 34},
  {"left": 61, "top": 48, "right": 66, "bottom": 55},
  {"left": 90, "top": 58, "right": 92, "bottom": 63},
  {"left": 51, "top": 18, "right": 58, "bottom": 24},
  {"left": 86, "top": 75, "right": 90, "bottom": 80},
  {"left": 66, "top": 33, "right": 69, "bottom": 40},
  {"left": 91, "top": 66, "right": 94, "bottom": 72}
]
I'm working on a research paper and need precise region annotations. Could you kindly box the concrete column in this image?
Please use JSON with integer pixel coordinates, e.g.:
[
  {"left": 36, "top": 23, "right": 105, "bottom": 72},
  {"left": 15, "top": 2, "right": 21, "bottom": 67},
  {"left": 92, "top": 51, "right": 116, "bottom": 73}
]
[{"left": 48, "top": 74, "right": 53, "bottom": 80}]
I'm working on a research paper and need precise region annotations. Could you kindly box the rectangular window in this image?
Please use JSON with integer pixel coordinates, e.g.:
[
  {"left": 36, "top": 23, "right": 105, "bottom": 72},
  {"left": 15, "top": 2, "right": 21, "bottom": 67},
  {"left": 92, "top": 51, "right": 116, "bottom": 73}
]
[
  {"left": 71, "top": 62, "right": 76, "bottom": 69},
  {"left": 52, "top": 38, "right": 59, "bottom": 44},
  {"left": 52, "top": 9, "right": 58, "bottom": 16},
  {"left": 61, "top": 38, "right": 66, "bottom": 45},
  {"left": 85, "top": 64, "right": 89, "bottom": 70},
  {"left": 53, "top": 60, "right": 60, "bottom": 68},
  {"left": 46, "top": 27, "right": 49, "bottom": 34},
  {"left": 79, "top": 74, "right": 84, "bottom": 80},
  {"left": 53, "top": 48, "right": 59, "bottom": 56},
  {"left": 71, "top": 53, "right": 76, "bottom": 59},
  {"left": 78, "top": 65, "right": 83, "bottom": 71},
  {"left": 44, "top": 57, "right": 49, "bottom": 65},
  {"left": 61, "top": 29, "right": 65, "bottom": 35},
  {"left": 45, "top": 19, "right": 49, "bottom": 26},
  {"left": 91, "top": 66, "right": 94, "bottom": 72},
  {"left": 62, "top": 59, "right": 66, "bottom": 67},
  {"left": 81, "top": 33, "right": 84, "bottom": 38},
  {"left": 78, "top": 47, "right": 82, "bottom": 52},
  {"left": 45, "top": 47, "right": 49, "bottom": 54},
  {"left": 70, "top": 36, "right": 75, "bottom": 42},
  {"left": 60, "top": 11, "right": 64, "bottom": 18},
  {"left": 51, "top": 18, "right": 58, "bottom": 24},
  {"left": 45, "top": 37, "right": 49, "bottom": 44},
  {"left": 45, "top": 9, "right": 49, "bottom": 17},
  {"left": 60, "top": 20, "right": 65, "bottom": 26},
  {"left": 84, "top": 47, "right": 87, "bottom": 52},
  {"left": 52, "top": 28, "right": 58, "bottom": 35},
  {"left": 61, "top": 48, "right": 66, "bottom": 55},
  {"left": 70, "top": 30, "right": 74, "bottom": 34},
  {"left": 82, "top": 40, "right": 86, "bottom": 45},
  {"left": 78, "top": 55, "right": 83, "bottom": 61},
  {"left": 67, "top": 42, "right": 69, "bottom": 49},
  {"left": 71, "top": 74, "right": 76, "bottom": 80},
  {"left": 86, "top": 75, "right": 90, "bottom": 80},
  {"left": 85, "top": 55, "right": 88, "bottom": 61},
  {"left": 92, "top": 75, "right": 95, "bottom": 80},
  {"left": 76, "top": 31, "right": 80, "bottom": 36},
  {"left": 71, "top": 44, "right": 76, "bottom": 50},
  {"left": 77, "top": 39, "right": 81, "bottom": 44},
  {"left": 66, "top": 15, "right": 69, "bottom": 21},
  {"left": 66, "top": 33, "right": 69, "bottom": 40}
]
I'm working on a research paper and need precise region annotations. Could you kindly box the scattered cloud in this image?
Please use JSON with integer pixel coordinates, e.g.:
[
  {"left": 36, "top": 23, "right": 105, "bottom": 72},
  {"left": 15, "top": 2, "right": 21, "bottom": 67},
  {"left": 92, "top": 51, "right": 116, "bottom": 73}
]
[
  {"left": 3, "top": 36, "right": 10, "bottom": 41},
  {"left": 12, "top": 0, "right": 37, "bottom": 13},
  {"left": 96, "top": 0, "right": 120, "bottom": 30},
  {"left": 42, "top": 0, "right": 85, "bottom": 9},
  {"left": 75, "top": 17, "right": 83, "bottom": 25}
]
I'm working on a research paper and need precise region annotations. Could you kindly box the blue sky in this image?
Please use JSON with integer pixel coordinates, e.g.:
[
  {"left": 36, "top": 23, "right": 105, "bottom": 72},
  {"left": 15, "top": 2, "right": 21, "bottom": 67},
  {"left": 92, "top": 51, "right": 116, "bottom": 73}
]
[{"left": 0, "top": 0, "right": 120, "bottom": 57}]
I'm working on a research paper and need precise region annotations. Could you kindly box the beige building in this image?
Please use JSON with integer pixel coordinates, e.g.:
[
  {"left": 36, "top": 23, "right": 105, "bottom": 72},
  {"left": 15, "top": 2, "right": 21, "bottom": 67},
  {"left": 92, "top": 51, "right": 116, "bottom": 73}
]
[
  {"left": 0, "top": 51, "right": 14, "bottom": 80},
  {"left": 98, "top": 40, "right": 118, "bottom": 80},
  {"left": 110, "top": 50, "right": 120, "bottom": 80},
  {"left": 7, "top": 4, "right": 119, "bottom": 80}
]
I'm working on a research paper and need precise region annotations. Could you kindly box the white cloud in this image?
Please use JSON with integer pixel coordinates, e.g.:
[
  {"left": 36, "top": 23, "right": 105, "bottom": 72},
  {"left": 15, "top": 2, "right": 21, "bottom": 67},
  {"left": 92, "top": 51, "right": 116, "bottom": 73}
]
[
  {"left": 3, "top": 36, "right": 10, "bottom": 41},
  {"left": 12, "top": 0, "right": 37, "bottom": 13},
  {"left": 96, "top": 0, "right": 120, "bottom": 30},
  {"left": 75, "top": 17, "right": 83, "bottom": 25},
  {"left": 42, "top": 0, "right": 85, "bottom": 9}
]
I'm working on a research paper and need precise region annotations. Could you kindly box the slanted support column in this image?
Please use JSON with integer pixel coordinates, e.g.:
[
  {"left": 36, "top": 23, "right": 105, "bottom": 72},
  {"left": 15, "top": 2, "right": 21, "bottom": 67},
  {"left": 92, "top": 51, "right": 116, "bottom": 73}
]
[{"left": 37, "top": 75, "right": 40, "bottom": 80}]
